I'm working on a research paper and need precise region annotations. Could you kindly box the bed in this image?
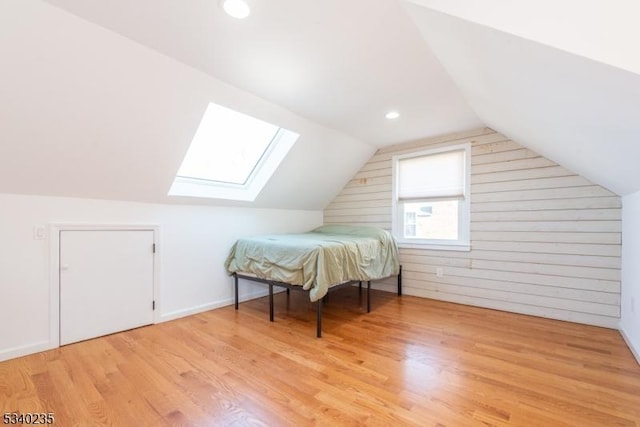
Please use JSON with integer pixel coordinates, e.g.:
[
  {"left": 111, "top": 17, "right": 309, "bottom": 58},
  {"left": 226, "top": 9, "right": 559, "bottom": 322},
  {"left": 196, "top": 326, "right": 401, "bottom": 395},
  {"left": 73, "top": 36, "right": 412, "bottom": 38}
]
[{"left": 224, "top": 224, "right": 401, "bottom": 337}]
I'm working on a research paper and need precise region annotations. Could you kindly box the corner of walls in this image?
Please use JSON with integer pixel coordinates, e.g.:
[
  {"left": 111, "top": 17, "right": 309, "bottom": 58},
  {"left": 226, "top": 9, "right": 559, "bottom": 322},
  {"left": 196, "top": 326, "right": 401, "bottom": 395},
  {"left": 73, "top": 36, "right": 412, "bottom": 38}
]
[
  {"left": 325, "top": 127, "right": 623, "bottom": 330},
  {"left": 620, "top": 329, "right": 640, "bottom": 365},
  {"left": 621, "top": 190, "right": 640, "bottom": 364}
]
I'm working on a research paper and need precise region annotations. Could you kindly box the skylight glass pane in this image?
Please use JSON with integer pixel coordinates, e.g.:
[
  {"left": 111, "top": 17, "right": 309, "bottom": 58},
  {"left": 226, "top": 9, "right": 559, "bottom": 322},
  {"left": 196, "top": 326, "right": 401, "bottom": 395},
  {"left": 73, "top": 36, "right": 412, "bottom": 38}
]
[{"left": 177, "top": 103, "right": 280, "bottom": 185}]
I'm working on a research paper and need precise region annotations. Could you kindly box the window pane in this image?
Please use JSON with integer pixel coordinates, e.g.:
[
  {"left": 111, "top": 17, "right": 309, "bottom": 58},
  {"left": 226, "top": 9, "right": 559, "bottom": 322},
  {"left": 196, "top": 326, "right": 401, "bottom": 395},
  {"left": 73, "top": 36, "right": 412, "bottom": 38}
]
[
  {"left": 176, "top": 103, "right": 280, "bottom": 185},
  {"left": 404, "top": 211, "right": 416, "bottom": 236},
  {"left": 403, "top": 201, "right": 458, "bottom": 240}
]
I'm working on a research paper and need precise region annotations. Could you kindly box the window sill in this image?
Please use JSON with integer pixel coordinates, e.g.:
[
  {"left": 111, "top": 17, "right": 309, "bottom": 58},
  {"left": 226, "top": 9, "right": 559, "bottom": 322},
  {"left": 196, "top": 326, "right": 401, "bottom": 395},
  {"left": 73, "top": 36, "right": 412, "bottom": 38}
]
[{"left": 398, "top": 242, "right": 471, "bottom": 252}]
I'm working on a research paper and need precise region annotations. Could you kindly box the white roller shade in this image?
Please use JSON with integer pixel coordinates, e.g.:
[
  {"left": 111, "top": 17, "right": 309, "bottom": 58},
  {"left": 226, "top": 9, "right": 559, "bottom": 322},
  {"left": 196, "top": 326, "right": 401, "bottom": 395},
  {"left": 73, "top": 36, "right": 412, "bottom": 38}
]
[{"left": 397, "top": 149, "right": 465, "bottom": 200}]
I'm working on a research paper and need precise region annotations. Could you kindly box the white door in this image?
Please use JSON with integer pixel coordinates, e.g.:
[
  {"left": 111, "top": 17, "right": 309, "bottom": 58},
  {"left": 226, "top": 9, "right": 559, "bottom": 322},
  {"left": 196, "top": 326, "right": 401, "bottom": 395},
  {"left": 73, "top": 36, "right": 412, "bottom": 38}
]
[{"left": 60, "top": 230, "right": 155, "bottom": 345}]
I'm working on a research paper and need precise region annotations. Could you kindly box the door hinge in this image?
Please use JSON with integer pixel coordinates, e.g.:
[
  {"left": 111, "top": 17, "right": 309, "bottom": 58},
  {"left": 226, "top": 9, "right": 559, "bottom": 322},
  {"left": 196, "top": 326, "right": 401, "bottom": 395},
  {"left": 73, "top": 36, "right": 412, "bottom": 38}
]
[
  {"left": 152, "top": 300, "right": 156, "bottom": 310},
  {"left": 152, "top": 243, "right": 156, "bottom": 253}
]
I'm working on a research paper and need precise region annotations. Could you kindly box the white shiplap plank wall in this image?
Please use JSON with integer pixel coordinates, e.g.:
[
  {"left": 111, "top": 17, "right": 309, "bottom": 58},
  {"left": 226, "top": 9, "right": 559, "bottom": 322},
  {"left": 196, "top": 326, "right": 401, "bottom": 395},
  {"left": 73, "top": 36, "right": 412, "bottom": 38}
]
[{"left": 324, "top": 128, "right": 621, "bottom": 328}]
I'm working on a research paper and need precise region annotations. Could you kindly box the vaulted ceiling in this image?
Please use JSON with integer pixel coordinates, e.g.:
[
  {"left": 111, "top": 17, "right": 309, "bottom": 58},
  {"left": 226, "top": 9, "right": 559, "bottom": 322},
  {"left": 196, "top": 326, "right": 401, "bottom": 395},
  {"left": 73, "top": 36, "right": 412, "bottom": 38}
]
[
  {"left": 1, "top": 0, "right": 638, "bottom": 210},
  {"left": 405, "top": 0, "right": 640, "bottom": 196}
]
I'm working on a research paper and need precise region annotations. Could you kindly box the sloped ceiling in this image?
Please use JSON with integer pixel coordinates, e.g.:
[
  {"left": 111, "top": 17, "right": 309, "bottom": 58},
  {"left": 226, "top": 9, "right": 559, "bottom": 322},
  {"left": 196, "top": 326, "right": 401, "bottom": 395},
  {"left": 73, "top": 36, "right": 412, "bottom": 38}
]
[
  {"left": 404, "top": 0, "right": 640, "bottom": 196},
  {"left": 406, "top": 0, "right": 640, "bottom": 77},
  {"left": 0, "top": 0, "right": 480, "bottom": 209},
  {"left": 41, "top": 0, "right": 482, "bottom": 146},
  {"left": 2, "top": 0, "right": 639, "bottom": 210},
  {"left": 0, "top": 0, "right": 366, "bottom": 210}
]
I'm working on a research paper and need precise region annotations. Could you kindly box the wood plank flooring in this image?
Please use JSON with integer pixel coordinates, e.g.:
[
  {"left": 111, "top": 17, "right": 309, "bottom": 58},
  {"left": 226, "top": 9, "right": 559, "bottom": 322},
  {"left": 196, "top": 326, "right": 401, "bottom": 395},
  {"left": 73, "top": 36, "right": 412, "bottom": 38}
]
[{"left": 1, "top": 289, "right": 639, "bottom": 426}]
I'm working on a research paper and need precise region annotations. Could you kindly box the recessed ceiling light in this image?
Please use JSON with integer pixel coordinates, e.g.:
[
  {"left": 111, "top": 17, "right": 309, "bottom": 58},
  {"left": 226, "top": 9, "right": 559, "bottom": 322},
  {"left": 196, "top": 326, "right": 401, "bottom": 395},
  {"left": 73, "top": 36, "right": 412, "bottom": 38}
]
[
  {"left": 385, "top": 111, "right": 400, "bottom": 120},
  {"left": 221, "top": 0, "right": 250, "bottom": 19}
]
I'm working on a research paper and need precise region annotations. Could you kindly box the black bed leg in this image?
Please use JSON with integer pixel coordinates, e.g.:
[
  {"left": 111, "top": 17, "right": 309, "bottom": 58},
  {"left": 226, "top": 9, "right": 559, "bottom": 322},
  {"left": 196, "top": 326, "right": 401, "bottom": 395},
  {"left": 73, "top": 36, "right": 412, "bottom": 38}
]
[
  {"left": 367, "top": 281, "right": 371, "bottom": 313},
  {"left": 234, "top": 274, "right": 239, "bottom": 310},
  {"left": 269, "top": 282, "right": 274, "bottom": 322},
  {"left": 317, "top": 298, "right": 322, "bottom": 338},
  {"left": 398, "top": 265, "right": 402, "bottom": 296}
]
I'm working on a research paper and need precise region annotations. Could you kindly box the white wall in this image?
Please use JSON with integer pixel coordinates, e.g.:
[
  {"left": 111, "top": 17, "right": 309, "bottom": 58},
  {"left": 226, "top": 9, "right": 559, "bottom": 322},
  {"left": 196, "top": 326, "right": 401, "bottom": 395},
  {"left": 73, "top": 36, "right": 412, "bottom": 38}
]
[
  {"left": 621, "top": 190, "right": 640, "bottom": 362},
  {"left": 0, "top": 193, "right": 322, "bottom": 362},
  {"left": 325, "top": 128, "right": 622, "bottom": 328}
]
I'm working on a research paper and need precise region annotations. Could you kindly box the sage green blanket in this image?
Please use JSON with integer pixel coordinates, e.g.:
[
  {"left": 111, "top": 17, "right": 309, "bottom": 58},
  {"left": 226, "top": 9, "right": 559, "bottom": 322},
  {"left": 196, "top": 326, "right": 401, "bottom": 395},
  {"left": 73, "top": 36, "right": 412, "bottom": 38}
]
[{"left": 224, "top": 225, "right": 400, "bottom": 302}]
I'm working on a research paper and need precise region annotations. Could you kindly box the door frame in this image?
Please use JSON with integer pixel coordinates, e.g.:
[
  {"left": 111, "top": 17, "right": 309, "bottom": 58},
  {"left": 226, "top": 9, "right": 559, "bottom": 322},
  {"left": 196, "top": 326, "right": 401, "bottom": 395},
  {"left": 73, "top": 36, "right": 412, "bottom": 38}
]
[{"left": 48, "top": 224, "right": 160, "bottom": 349}]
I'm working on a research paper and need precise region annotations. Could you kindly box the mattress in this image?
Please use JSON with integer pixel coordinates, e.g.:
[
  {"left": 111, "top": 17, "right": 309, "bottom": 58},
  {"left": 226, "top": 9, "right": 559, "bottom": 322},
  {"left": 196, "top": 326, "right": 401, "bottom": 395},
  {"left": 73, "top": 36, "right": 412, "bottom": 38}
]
[{"left": 224, "top": 225, "right": 400, "bottom": 301}]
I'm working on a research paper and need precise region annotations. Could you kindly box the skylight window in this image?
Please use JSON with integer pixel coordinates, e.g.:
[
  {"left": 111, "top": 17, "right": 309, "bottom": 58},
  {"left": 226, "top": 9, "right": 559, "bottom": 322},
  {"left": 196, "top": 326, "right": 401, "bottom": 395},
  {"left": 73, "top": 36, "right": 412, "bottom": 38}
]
[
  {"left": 169, "top": 103, "right": 298, "bottom": 201},
  {"left": 176, "top": 103, "right": 279, "bottom": 185}
]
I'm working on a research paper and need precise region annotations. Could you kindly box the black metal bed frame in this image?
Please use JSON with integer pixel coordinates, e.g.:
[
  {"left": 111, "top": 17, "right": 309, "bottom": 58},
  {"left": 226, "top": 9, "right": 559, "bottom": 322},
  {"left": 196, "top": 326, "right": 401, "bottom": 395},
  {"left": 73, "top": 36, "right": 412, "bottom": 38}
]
[{"left": 233, "top": 265, "right": 402, "bottom": 337}]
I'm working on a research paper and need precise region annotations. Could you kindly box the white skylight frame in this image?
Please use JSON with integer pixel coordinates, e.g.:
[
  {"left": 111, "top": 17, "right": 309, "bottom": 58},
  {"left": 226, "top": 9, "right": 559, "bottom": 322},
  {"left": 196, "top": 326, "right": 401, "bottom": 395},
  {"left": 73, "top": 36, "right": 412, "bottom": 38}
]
[{"left": 169, "top": 102, "right": 299, "bottom": 202}]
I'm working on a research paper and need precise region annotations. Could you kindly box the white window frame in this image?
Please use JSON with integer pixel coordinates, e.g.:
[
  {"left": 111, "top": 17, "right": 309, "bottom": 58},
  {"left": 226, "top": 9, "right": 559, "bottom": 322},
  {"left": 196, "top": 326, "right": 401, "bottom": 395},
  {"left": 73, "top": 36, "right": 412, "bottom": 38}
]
[
  {"left": 391, "top": 143, "right": 471, "bottom": 251},
  {"left": 168, "top": 102, "right": 299, "bottom": 202},
  {"left": 169, "top": 128, "right": 297, "bottom": 202}
]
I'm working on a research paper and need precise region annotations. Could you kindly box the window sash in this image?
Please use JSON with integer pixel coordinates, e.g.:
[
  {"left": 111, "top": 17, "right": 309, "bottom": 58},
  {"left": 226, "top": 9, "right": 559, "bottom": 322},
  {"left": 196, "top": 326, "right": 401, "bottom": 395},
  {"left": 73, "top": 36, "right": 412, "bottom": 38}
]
[{"left": 391, "top": 143, "right": 471, "bottom": 250}]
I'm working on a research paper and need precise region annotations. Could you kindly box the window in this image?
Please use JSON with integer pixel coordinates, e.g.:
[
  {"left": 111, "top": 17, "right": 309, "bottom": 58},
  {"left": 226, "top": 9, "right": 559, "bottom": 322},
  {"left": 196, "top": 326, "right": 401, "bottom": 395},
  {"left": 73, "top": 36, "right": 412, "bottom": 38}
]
[
  {"left": 392, "top": 143, "right": 471, "bottom": 250},
  {"left": 169, "top": 102, "right": 298, "bottom": 201}
]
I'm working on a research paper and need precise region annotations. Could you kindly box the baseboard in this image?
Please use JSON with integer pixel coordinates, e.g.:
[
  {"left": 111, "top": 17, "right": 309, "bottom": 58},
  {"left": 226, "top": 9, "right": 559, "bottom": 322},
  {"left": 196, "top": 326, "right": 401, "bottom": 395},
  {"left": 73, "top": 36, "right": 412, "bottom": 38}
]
[
  {"left": 0, "top": 340, "right": 53, "bottom": 363},
  {"left": 158, "top": 288, "right": 283, "bottom": 323},
  {"left": 0, "top": 289, "right": 281, "bottom": 362},
  {"left": 619, "top": 327, "right": 640, "bottom": 366}
]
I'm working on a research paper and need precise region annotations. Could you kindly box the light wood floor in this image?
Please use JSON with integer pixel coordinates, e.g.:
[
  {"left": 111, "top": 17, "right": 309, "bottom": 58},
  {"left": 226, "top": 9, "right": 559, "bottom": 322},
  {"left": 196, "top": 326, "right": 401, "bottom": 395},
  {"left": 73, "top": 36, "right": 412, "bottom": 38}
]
[{"left": 1, "top": 289, "right": 639, "bottom": 426}]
